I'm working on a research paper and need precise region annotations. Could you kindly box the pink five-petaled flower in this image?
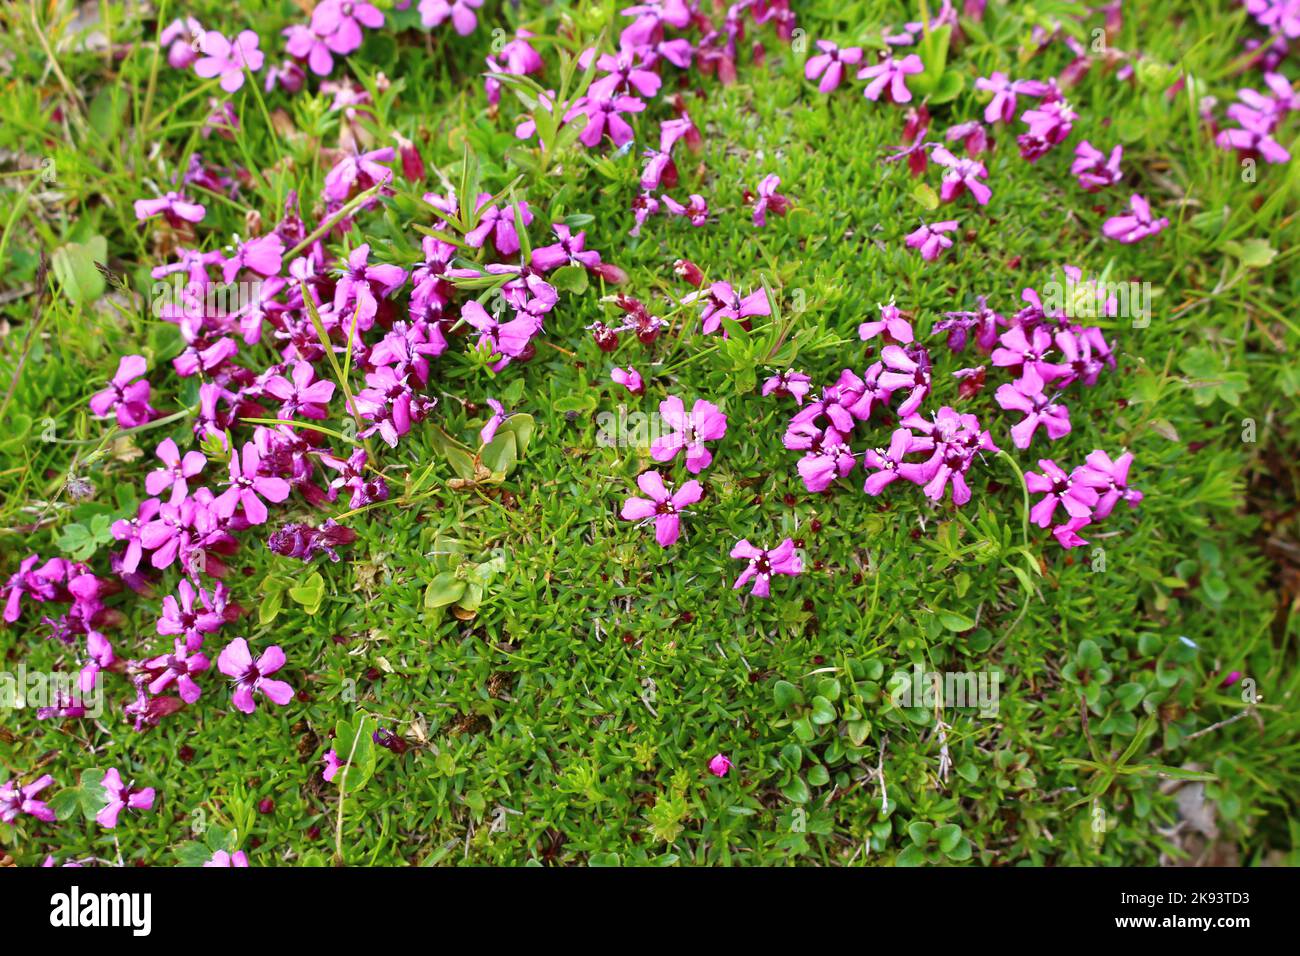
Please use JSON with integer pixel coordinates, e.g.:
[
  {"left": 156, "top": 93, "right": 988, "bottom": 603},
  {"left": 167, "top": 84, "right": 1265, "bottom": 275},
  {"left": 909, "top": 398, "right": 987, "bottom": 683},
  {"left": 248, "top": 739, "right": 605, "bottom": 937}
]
[
  {"left": 145, "top": 638, "right": 211, "bottom": 704},
  {"left": 311, "top": 0, "right": 385, "bottom": 56},
  {"left": 805, "top": 41, "right": 864, "bottom": 93},
  {"left": 217, "top": 637, "right": 294, "bottom": 714},
  {"left": 878, "top": 345, "right": 932, "bottom": 416},
  {"left": 762, "top": 369, "right": 812, "bottom": 404},
  {"left": 89, "top": 354, "right": 156, "bottom": 428},
  {"left": 322, "top": 145, "right": 394, "bottom": 202},
  {"left": 620, "top": 470, "right": 703, "bottom": 548},
  {"left": 730, "top": 538, "right": 802, "bottom": 597},
  {"left": 649, "top": 396, "right": 727, "bottom": 473},
  {"left": 1025, "top": 459, "right": 1100, "bottom": 529},
  {"left": 1077, "top": 450, "right": 1142, "bottom": 519},
  {"left": 858, "top": 52, "right": 924, "bottom": 103},
  {"left": 571, "top": 93, "right": 646, "bottom": 149},
  {"left": 0, "top": 775, "right": 57, "bottom": 824},
  {"left": 750, "top": 175, "right": 791, "bottom": 226},
  {"left": 611, "top": 366, "right": 645, "bottom": 395},
  {"left": 157, "top": 579, "right": 225, "bottom": 650},
  {"left": 797, "top": 426, "right": 857, "bottom": 492},
  {"left": 974, "top": 72, "right": 1050, "bottom": 124},
  {"left": 995, "top": 365, "right": 1072, "bottom": 450},
  {"left": 222, "top": 232, "right": 284, "bottom": 283},
  {"left": 95, "top": 768, "right": 156, "bottom": 829},
  {"left": 146, "top": 437, "right": 206, "bottom": 503},
  {"left": 215, "top": 441, "right": 291, "bottom": 525},
  {"left": 264, "top": 362, "right": 336, "bottom": 420},
  {"left": 904, "top": 220, "right": 958, "bottom": 261},
  {"left": 1102, "top": 194, "right": 1169, "bottom": 244},
  {"left": 194, "top": 30, "right": 264, "bottom": 93},
  {"left": 1071, "top": 141, "right": 1123, "bottom": 191},
  {"left": 205, "top": 850, "right": 250, "bottom": 867},
  {"left": 863, "top": 427, "right": 927, "bottom": 495},
  {"left": 707, "top": 753, "right": 733, "bottom": 777},
  {"left": 465, "top": 194, "right": 533, "bottom": 256},
  {"left": 134, "top": 191, "right": 206, "bottom": 226},
  {"left": 334, "top": 242, "right": 407, "bottom": 329},
  {"left": 419, "top": 0, "right": 484, "bottom": 36},
  {"left": 932, "top": 147, "right": 992, "bottom": 205},
  {"left": 859, "top": 300, "right": 915, "bottom": 344}
]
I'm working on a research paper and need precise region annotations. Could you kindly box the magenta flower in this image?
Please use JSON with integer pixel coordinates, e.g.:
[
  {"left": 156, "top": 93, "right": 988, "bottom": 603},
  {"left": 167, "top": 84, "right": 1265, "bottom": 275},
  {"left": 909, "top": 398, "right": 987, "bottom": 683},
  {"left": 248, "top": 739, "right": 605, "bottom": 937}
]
[
  {"left": 161, "top": 17, "right": 204, "bottom": 69},
  {"left": 1077, "top": 450, "right": 1142, "bottom": 519},
  {"left": 157, "top": 579, "right": 225, "bottom": 650},
  {"left": 480, "top": 398, "right": 509, "bottom": 444},
  {"left": 531, "top": 223, "right": 602, "bottom": 271},
  {"left": 419, "top": 0, "right": 483, "bottom": 35},
  {"left": 878, "top": 345, "right": 932, "bottom": 416},
  {"left": 311, "top": 0, "right": 384, "bottom": 55},
  {"left": 217, "top": 638, "right": 295, "bottom": 714},
  {"left": 215, "top": 441, "right": 292, "bottom": 525},
  {"left": 323, "top": 749, "right": 344, "bottom": 782},
  {"left": 730, "top": 538, "right": 802, "bottom": 596},
  {"left": 1053, "top": 515, "right": 1092, "bottom": 549},
  {"left": 707, "top": 753, "right": 733, "bottom": 777},
  {"left": 688, "top": 281, "right": 771, "bottom": 334},
  {"left": 264, "top": 362, "right": 336, "bottom": 420},
  {"left": 205, "top": 850, "right": 250, "bottom": 867},
  {"left": 611, "top": 366, "right": 645, "bottom": 395},
  {"left": 333, "top": 243, "right": 407, "bottom": 329},
  {"left": 750, "top": 175, "right": 791, "bottom": 226},
  {"left": 858, "top": 52, "right": 924, "bottom": 103},
  {"left": 89, "top": 354, "right": 156, "bottom": 428},
  {"left": 1, "top": 775, "right": 57, "bottom": 824},
  {"left": 134, "top": 191, "right": 206, "bottom": 226},
  {"left": 935, "top": 296, "right": 1004, "bottom": 352},
  {"left": 145, "top": 438, "right": 206, "bottom": 503},
  {"left": 222, "top": 232, "right": 284, "bottom": 283},
  {"left": 932, "top": 147, "right": 992, "bottom": 205},
  {"left": 1102, "top": 194, "right": 1169, "bottom": 244},
  {"left": 1215, "top": 112, "right": 1291, "bottom": 164},
  {"left": 323, "top": 145, "right": 394, "bottom": 202},
  {"left": 465, "top": 194, "right": 534, "bottom": 256},
  {"left": 145, "top": 638, "right": 211, "bottom": 704},
  {"left": 904, "top": 219, "right": 958, "bottom": 261},
  {"left": 1071, "top": 141, "right": 1123, "bottom": 191},
  {"left": 859, "top": 300, "right": 914, "bottom": 344},
  {"left": 863, "top": 428, "right": 928, "bottom": 495},
  {"left": 991, "top": 325, "right": 1062, "bottom": 381},
  {"left": 974, "top": 72, "right": 1050, "bottom": 124},
  {"left": 661, "top": 193, "right": 710, "bottom": 226},
  {"left": 902, "top": 407, "right": 999, "bottom": 506},
  {"left": 569, "top": 94, "right": 646, "bottom": 148},
  {"left": 649, "top": 396, "right": 728, "bottom": 473},
  {"left": 587, "top": 48, "right": 662, "bottom": 99},
  {"left": 80, "top": 631, "right": 115, "bottom": 693},
  {"left": 96, "top": 768, "right": 156, "bottom": 829},
  {"left": 797, "top": 427, "right": 857, "bottom": 492},
  {"left": 995, "top": 366, "right": 1072, "bottom": 449},
  {"left": 620, "top": 470, "right": 703, "bottom": 547},
  {"left": 762, "top": 369, "right": 812, "bottom": 403},
  {"left": 194, "top": 30, "right": 264, "bottom": 93},
  {"left": 1026, "top": 459, "right": 1100, "bottom": 528},
  {"left": 805, "top": 41, "right": 864, "bottom": 93},
  {"left": 283, "top": 23, "right": 336, "bottom": 75}
]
